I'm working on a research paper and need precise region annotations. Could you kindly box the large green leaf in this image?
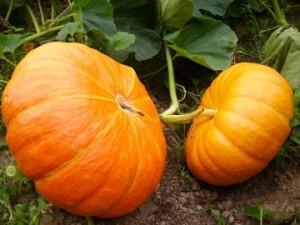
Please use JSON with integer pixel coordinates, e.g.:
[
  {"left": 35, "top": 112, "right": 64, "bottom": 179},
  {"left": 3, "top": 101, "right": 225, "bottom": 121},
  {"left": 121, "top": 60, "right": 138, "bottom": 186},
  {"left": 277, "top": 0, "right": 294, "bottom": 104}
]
[
  {"left": 112, "top": 0, "right": 156, "bottom": 28},
  {"left": 165, "top": 17, "right": 238, "bottom": 70},
  {"left": 226, "top": 0, "right": 263, "bottom": 18},
  {"left": 118, "top": 23, "right": 162, "bottom": 61},
  {"left": 263, "top": 26, "right": 300, "bottom": 89},
  {"left": 55, "top": 22, "right": 83, "bottom": 41},
  {"left": 74, "top": 0, "right": 116, "bottom": 35},
  {"left": 88, "top": 30, "right": 132, "bottom": 62},
  {"left": 160, "top": 0, "right": 193, "bottom": 29},
  {"left": 0, "top": 33, "right": 26, "bottom": 57},
  {"left": 109, "top": 32, "right": 135, "bottom": 51},
  {"left": 111, "top": 0, "right": 162, "bottom": 61},
  {"left": 193, "top": 0, "right": 234, "bottom": 16}
]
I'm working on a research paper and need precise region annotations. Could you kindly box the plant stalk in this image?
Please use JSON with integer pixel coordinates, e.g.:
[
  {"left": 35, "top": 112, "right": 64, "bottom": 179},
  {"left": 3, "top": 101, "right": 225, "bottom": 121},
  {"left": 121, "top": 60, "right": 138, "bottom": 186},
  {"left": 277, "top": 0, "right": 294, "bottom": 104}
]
[
  {"left": 160, "top": 43, "right": 179, "bottom": 116},
  {"left": 258, "top": 0, "right": 278, "bottom": 23},
  {"left": 1, "top": 57, "right": 16, "bottom": 67},
  {"left": 5, "top": 0, "right": 14, "bottom": 21},
  {"left": 26, "top": 4, "right": 41, "bottom": 33},
  {"left": 160, "top": 108, "right": 216, "bottom": 124},
  {"left": 51, "top": 0, "right": 56, "bottom": 20},
  {"left": 48, "top": 2, "right": 74, "bottom": 27},
  {"left": 45, "top": 13, "right": 76, "bottom": 27},
  {"left": 272, "top": 0, "right": 287, "bottom": 25},
  {"left": 85, "top": 217, "right": 95, "bottom": 225},
  {"left": 37, "top": 0, "right": 45, "bottom": 25},
  {"left": 21, "top": 25, "right": 64, "bottom": 44}
]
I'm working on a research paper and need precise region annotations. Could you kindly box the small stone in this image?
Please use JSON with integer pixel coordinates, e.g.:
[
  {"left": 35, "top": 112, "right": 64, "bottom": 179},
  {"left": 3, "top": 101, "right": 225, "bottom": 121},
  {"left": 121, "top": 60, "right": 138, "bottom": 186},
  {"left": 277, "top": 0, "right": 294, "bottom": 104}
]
[
  {"left": 222, "top": 211, "right": 231, "bottom": 219},
  {"left": 196, "top": 205, "right": 203, "bottom": 211},
  {"left": 178, "top": 196, "right": 187, "bottom": 204},
  {"left": 286, "top": 205, "right": 295, "bottom": 213},
  {"left": 182, "top": 206, "right": 189, "bottom": 212},
  {"left": 211, "top": 209, "right": 220, "bottom": 218},
  {"left": 191, "top": 180, "right": 201, "bottom": 190},
  {"left": 40, "top": 214, "right": 53, "bottom": 225},
  {"left": 228, "top": 216, "right": 235, "bottom": 223},
  {"left": 188, "top": 209, "right": 195, "bottom": 214},
  {"left": 223, "top": 200, "right": 233, "bottom": 210}
]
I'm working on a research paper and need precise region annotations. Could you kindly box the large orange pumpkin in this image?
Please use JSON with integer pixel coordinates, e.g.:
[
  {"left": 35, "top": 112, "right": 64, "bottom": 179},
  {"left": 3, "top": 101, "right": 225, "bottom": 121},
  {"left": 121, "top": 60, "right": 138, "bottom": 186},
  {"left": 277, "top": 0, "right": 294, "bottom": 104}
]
[
  {"left": 185, "top": 63, "right": 293, "bottom": 186},
  {"left": 1, "top": 42, "right": 166, "bottom": 217}
]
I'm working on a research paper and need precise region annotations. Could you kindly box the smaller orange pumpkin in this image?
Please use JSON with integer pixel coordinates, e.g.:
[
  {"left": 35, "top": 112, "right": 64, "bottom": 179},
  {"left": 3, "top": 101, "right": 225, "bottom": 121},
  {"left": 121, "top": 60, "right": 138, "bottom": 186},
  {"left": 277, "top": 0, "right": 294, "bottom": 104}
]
[{"left": 185, "top": 63, "right": 294, "bottom": 186}]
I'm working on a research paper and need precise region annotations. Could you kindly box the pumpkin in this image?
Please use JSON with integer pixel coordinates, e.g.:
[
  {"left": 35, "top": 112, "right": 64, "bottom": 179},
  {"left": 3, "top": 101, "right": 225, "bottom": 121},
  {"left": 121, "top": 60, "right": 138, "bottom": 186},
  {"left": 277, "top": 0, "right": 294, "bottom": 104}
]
[
  {"left": 1, "top": 42, "right": 166, "bottom": 217},
  {"left": 185, "top": 63, "right": 293, "bottom": 186}
]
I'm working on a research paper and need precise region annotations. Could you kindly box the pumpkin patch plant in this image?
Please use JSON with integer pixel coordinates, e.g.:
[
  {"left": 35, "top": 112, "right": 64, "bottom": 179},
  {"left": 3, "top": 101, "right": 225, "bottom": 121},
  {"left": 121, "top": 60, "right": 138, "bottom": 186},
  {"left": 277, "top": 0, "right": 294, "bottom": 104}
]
[
  {"left": 159, "top": 0, "right": 297, "bottom": 185},
  {"left": 0, "top": 0, "right": 300, "bottom": 223},
  {"left": 160, "top": 57, "right": 294, "bottom": 185}
]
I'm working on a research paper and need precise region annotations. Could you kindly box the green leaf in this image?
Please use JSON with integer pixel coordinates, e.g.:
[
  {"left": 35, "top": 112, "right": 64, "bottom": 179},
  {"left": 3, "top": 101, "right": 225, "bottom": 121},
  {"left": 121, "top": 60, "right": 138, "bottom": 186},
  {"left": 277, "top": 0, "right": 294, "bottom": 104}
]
[
  {"left": 87, "top": 30, "right": 130, "bottom": 62},
  {"left": 83, "top": 0, "right": 161, "bottom": 61},
  {"left": 263, "top": 26, "right": 300, "bottom": 89},
  {"left": 244, "top": 204, "right": 263, "bottom": 220},
  {"left": 85, "top": 217, "right": 95, "bottom": 225},
  {"left": 2, "top": 0, "right": 25, "bottom": 10},
  {"left": 109, "top": 0, "right": 161, "bottom": 61},
  {"left": 244, "top": 204, "right": 280, "bottom": 223},
  {"left": 112, "top": 0, "right": 157, "bottom": 28},
  {"left": 165, "top": 17, "right": 238, "bottom": 70},
  {"left": 109, "top": 31, "right": 135, "bottom": 51},
  {"left": 55, "top": 22, "right": 83, "bottom": 41},
  {"left": 193, "top": 0, "right": 234, "bottom": 16},
  {"left": 74, "top": 0, "right": 116, "bottom": 35},
  {"left": 0, "top": 33, "right": 26, "bottom": 56},
  {"left": 120, "top": 25, "right": 162, "bottom": 61},
  {"left": 160, "top": 0, "right": 193, "bottom": 29},
  {"left": 226, "top": 0, "right": 265, "bottom": 18}
]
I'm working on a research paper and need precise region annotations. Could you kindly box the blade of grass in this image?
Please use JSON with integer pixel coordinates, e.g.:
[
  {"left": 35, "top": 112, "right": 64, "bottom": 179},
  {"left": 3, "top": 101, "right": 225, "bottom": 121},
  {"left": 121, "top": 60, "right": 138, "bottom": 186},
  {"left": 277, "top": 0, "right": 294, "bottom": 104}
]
[
  {"left": 51, "top": 0, "right": 56, "bottom": 20},
  {"left": 26, "top": 4, "right": 41, "bottom": 33},
  {"left": 5, "top": 0, "right": 15, "bottom": 21},
  {"left": 37, "top": 0, "right": 45, "bottom": 25}
]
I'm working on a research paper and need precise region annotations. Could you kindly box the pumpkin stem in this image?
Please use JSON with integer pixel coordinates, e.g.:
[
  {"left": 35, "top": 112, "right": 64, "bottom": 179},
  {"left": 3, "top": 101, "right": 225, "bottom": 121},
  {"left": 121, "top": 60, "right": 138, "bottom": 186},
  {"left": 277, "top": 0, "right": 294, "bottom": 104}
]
[
  {"left": 159, "top": 42, "right": 179, "bottom": 116},
  {"left": 119, "top": 103, "right": 144, "bottom": 116},
  {"left": 160, "top": 108, "right": 216, "bottom": 124},
  {"left": 159, "top": 38, "right": 217, "bottom": 124},
  {"left": 116, "top": 94, "right": 144, "bottom": 116}
]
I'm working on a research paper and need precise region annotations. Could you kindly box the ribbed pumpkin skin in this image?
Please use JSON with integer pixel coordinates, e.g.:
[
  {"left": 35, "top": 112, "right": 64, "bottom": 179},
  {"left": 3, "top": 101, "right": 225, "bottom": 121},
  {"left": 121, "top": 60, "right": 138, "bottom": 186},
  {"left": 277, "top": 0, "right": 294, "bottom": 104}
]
[
  {"left": 185, "top": 63, "right": 293, "bottom": 186},
  {"left": 1, "top": 42, "right": 166, "bottom": 217}
]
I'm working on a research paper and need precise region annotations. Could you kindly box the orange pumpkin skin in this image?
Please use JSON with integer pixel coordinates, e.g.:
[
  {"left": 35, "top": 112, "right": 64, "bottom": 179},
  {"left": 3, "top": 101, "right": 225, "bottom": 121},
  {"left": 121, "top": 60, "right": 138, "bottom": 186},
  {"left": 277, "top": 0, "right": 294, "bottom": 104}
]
[
  {"left": 1, "top": 42, "right": 166, "bottom": 217},
  {"left": 185, "top": 63, "right": 293, "bottom": 186}
]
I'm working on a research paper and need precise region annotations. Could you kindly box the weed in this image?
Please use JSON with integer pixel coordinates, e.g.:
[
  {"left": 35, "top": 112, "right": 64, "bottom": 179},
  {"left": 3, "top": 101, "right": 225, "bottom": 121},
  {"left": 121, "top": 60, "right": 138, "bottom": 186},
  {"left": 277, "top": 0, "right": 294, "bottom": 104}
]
[
  {"left": 216, "top": 215, "right": 228, "bottom": 225},
  {"left": 244, "top": 204, "right": 300, "bottom": 225}
]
